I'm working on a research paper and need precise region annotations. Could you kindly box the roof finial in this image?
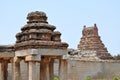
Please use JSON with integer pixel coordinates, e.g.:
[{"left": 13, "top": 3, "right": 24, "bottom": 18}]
[
  {"left": 27, "top": 11, "right": 48, "bottom": 23},
  {"left": 83, "top": 25, "right": 86, "bottom": 28},
  {"left": 94, "top": 23, "right": 97, "bottom": 27}
]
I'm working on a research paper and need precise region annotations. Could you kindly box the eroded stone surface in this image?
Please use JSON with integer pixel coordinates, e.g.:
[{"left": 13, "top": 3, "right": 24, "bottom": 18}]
[
  {"left": 0, "top": 45, "right": 14, "bottom": 52},
  {"left": 15, "top": 11, "right": 68, "bottom": 50},
  {"left": 78, "top": 24, "right": 112, "bottom": 59},
  {"left": 0, "top": 11, "right": 117, "bottom": 80}
]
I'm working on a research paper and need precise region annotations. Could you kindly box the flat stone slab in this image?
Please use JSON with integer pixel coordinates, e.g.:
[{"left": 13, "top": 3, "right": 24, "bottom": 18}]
[
  {"left": 0, "top": 52, "right": 14, "bottom": 57},
  {"left": 15, "top": 49, "right": 68, "bottom": 57}
]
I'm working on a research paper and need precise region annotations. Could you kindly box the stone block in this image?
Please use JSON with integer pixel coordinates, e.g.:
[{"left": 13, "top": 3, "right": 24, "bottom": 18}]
[{"left": 25, "top": 55, "right": 41, "bottom": 61}]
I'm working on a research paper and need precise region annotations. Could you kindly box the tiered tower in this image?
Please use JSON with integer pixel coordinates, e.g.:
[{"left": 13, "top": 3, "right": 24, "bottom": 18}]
[
  {"left": 15, "top": 11, "right": 68, "bottom": 50},
  {"left": 78, "top": 24, "right": 110, "bottom": 58}
]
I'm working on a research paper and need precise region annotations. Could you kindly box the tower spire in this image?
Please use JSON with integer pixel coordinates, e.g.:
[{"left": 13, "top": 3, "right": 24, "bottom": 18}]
[{"left": 78, "top": 24, "right": 110, "bottom": 58}]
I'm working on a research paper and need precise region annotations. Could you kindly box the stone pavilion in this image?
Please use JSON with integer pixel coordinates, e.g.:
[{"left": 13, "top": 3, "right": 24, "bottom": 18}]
[
  {"left": 0, "top": 11, "right": 68, "bottom": 80},
  {"left": 0, "top": 11, "right": 118, "bottom": 80}
]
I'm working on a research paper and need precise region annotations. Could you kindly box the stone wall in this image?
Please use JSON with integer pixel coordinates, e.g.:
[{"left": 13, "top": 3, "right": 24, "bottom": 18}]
[
  {"left": 6, "top": 60, "right": 120, "bottom": 80},
  {"left": 67, "top": 60, "right": 120, "bottom": 80}
]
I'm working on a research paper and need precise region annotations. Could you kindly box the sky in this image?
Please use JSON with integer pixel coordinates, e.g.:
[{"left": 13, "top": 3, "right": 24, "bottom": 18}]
[{"left": 0, "top": 0, "right": 120, "bottom": 55}]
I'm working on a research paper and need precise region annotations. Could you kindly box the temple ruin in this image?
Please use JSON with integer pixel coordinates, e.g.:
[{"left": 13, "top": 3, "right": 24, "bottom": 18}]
[
  {"left": 0, "top": 11, "right": 68, "bottom": 80},
  {"left": 78, "top": 24, "right": 111, "bottom": 59},
  {"left": 0, "top": 11, "right": 119, "bottom": 80}
]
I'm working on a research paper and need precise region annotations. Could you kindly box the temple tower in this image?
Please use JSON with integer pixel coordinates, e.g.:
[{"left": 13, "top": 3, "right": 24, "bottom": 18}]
[
  {"left": 78, "top": 24, "right": 110, "bottom": 58},
  {"left": 13, "top": 11, "right": 68, "bottom": 80},
  {"left": 15, "top": 11, "right": 68, "bottom": 50}
]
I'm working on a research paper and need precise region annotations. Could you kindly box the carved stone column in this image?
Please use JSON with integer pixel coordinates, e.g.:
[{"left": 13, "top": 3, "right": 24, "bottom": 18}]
[
  {"left": 36, "top": 62, "right": 40, "bottom": 80},
  {"left": 27, "top": 62, "right": 29, "bottom": 80},
  {"left": 59, "top": 59, "right": 67, "bottom": 80},
  {"left": 49, "top": 59, "right": 54, "bottom": 80},
  {"left": 40, "top": 57, "right": 50, "bottom": 80},
  {"left": 0, "top": 62, "right": 2, "bottom": 80},
  {"left": 28, "top": 61, "right": 36, "bottom": 80},
  {"left": 25, "top": 55, "right": 41, "bottom": 80},
  {"left": 1, "top": 60, "right": 8, "bottom": 80},
  {"left": 40, "top": 61, "right": 45, "bottom": 80},
  {"left": 12, "top": 57, "right": 21, "bottom": 80},
  {"left": 46, "top": 62, "right": 50, "bottom": 80}
]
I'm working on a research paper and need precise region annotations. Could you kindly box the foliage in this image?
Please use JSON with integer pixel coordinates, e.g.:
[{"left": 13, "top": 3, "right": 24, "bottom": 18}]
[
  {"left": 113, "top": 76, "right": 119, "bottom": 80},
  {"left": 86, "top": 76, "right": 91, "bottom": 80},
  {"left": 54, "top": 76, "right": 59, "bottom": 80}
]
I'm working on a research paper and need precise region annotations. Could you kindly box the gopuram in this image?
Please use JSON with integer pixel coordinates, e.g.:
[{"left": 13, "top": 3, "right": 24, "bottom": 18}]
[
  {"left": 0, "top": 11, "right": 68, "bottom": 80},
  {"left": 77, "top": 24, "right": 111, "bottom": 59},
  {"left": 0, "top": 11, "right": 119, "bottom": 80}
]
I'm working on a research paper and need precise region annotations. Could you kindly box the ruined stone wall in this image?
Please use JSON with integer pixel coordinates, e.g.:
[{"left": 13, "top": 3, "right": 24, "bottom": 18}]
[
  {"left": 6, "top": 60, "right": 120, "bottom": 80},
  {"left": 67, "top": 60, "right": 120, "bottom": 80}
]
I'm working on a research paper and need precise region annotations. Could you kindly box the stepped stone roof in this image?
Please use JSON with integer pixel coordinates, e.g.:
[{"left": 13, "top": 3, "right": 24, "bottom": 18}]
[
  {"left": 0, "top": 45, "right": 14, "bottom": 52},
  {"left": 78, "top": 24, "right": 111, "bottom": 58},
  {"left": 15, "top": 11, "right": 68, "bottom": 50}
]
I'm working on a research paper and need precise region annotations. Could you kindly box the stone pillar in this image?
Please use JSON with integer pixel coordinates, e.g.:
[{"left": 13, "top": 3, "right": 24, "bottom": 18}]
[
  {"left": 0, "top": 63, "right": 1, "bottom": 80},
  {"left": 49, "top": 59, "right": 54, "bottom": 80},
  {"left": 46, "top": 62, "right": 50, "bottom": 80},
  {"left": 27, "top": 62, "right": 29, "bottom": 80},
  {"left": 36, "top": 62, "right": 40, "bottom": 80},
  {"left": 12, "top": 57, "right": 21, "bottom": 80},
  {"left": 40, "top": 57, "right": 50, "bottom": 80},
  {"left": 40, "top": 61, "right": 44, "bottom": 80},
  {"left": 25, "top": 55, "right": 41, "bottom": 80},
  {"left": 1, "top": 60, "right": 8, "bottom": 80},
  {"left": 59, "top": 59, "right": 67, "bottom": 80},
  {"left": 28, "top": 61, "right": 37, "bottom": 80}
]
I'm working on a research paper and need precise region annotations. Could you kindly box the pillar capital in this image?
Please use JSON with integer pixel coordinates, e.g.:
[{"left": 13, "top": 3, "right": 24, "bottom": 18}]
[
  {"left": 14, "top": 57, "right": 22, "bottom": 63},
  {"left": 62, "top": 55, "right": 68, "bottom": 60},
  {"left": 3, "top": 57, "right": 11, "bottom": 61},
  {"left": 41, "top": 56, "right": 51, "bottom": 63},
  {"left": 25, "top": 55, "right": 41, "bottom": 62}
]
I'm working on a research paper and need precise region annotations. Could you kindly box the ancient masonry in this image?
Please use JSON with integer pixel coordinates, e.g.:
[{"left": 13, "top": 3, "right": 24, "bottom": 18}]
[
  {"left": 0, "top": 11, "right": 68, "bottom": 80},
  {"left": 78, "top": 24, "right": 111, "bottom": 59},
  {"left": 0, "top": 11, "right": 117, "bottom": 80}
]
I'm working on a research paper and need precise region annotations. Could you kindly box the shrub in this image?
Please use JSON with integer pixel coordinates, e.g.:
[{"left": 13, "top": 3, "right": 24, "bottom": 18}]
[
  {"left": 54, "top": 76, "right": 59, "bottom": 80},
  {"left": 86, "top": 76, "right": 91, "bottom": 80},
  {"left": 113, "top": 76, "right": 119, "bottom": 80}
]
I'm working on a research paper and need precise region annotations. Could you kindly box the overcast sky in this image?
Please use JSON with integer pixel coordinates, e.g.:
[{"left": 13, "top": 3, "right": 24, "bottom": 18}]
[{"left": 0, "top": 0, "right": 120, "bottom": 55}]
